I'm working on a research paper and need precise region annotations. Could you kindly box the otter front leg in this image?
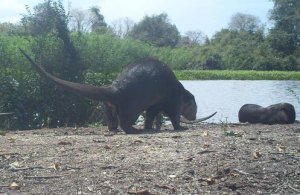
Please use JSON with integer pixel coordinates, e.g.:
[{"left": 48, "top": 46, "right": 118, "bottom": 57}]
[
  {"left": 118, "top": 109, "right": 142, "bottom": 134},
  {"left": 164, "top": 102, "right": 184, "bottom": 130},
  {"left": 169, "top": 113, "right": 181, "bottom": 130}
]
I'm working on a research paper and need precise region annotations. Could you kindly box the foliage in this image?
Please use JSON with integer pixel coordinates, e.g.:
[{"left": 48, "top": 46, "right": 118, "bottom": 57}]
[
  {"left": 269, "top": 0, "right": 300, "bottom": 55},
  {"left": 76, "top": 33, "right": 153, "bottom": 73},
  {"left": 110, "top": 18, "right": 135, "bottom": 38},
  {"left": 0, "top": 33, "right": 155, "bottom": 129},
  {"left": 22, "top": 0, "right": 68, "bottom": 37},
  {"left": 0, "top": 22, "right": 25, "bottom": 36},
  {"left": 69, "top": 7, "right": 109, "bottom": 34},
  {"left": 229, "top": 13, "right": 262, "bottom": 33},
  {"left": 22, "top": 0, "right": 83, "bottom": 80},
  {"left": 179, "top": 31, "right": 208, "bottom": 47},
  {"left": 128, "top": 13, "right": 180, "bottom": 47},
  {"left": 152, "top": 29, "right": 290, "bottom": 71},
  {"left": 0, "top": 36, "right": 40, "bottom": 129},
  {"left": 89, "top": 6, "right": 108, "bottom": 33},
  {"left": 204, "top": 29, "right": 295, "bottom": 70},
  {"left": 1, "top": 0, "right": 89, "bottom": 129}
]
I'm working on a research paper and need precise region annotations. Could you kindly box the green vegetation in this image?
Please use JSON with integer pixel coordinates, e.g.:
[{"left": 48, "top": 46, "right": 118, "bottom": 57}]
[
  {"left": 0, "top": 0, "right": 300, "bottom": 129},
  {"left": 176, "top": 70, "right": 300, "bottom": 80}
]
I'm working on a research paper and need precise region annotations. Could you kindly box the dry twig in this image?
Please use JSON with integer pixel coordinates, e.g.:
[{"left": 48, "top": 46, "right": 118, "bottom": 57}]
[
  {"left": 24, "top": 175, "right": 63, "bottom": 179},
  {"left": 155, "top": 184, "right": 176, "bottom": 192},
  {"left": 233, "top": 169, "right": 253, "bottom": 175},
  {"left": 288, "top": 185, "right": 300, "bottom": 193},
  {"left": 127, "top": 189, "right": 155, "bottom": 195},
  {"left": 10, "top": 166, "right": 45, "bottom": 171}
]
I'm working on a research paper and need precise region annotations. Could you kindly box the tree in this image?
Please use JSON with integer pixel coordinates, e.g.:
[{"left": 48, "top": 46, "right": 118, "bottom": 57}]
[
  {"left": 69, "top": 7, "right": 109, "bottom": 34},
  {"left": 129, "top": 13, "right": 180, "bottom": 47},
  {"left": 69, "top": 9, "right": 91, "bottom": 33},
  {"left": 89, "top": 6, "right": 108, "bottom": 33},
  {"left": 208, "top": 29, "right": 285, "bottom": 70},
  {"left": 203, "top": 54, "right": 223, "bottom": 70},
  {"left": 0, "top": 22, "right": 25, "bottom": 35},
  {"left": 178, "top": 31, "right": 207, "bottom": 47},
  {"left": 20, "top": 0, "right": 88, "bottom": 128},
  {"left": 110, "top": 17, "right": 135, "bottom": 38},
  {"left": 269, "top": 0, "right": 300, "bottom": 55},
  {"left": 22, "top": 1, "right": 68, "bottom": 36},
  {"left": 21, "top": 0, "right": 83, "bottom": 79},
  {"left": 228, "top": 13, "right": 262, "bottom": 33}
]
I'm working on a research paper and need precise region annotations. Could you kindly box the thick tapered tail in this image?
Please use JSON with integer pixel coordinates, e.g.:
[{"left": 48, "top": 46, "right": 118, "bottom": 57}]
[
  {"left": 19, "top": 48, "right": 114, "bottom": 102},
  {"left": 180, "top": 112, "right": 217, "bottom": 124}
]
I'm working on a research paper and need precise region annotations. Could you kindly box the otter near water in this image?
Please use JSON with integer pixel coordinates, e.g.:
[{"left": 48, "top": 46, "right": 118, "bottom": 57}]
[
  {"left": 238, "top": 103, "right": 296, "bottom": 124},
  {"left": 20, "top": 49, "right": 203, "bottom": 134}
]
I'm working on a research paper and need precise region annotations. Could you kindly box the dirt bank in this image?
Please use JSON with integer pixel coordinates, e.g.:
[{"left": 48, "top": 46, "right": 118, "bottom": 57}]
[{"left": 1, "top": 123, "right": 300, "bottom": 194}]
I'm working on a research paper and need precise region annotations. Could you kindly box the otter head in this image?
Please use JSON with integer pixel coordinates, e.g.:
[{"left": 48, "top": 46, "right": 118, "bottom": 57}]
[
  {"left": 181, "top": 89, "right": 197, "bottom": 121},
  {"left": 269, "top": 103, "right": 296, "bottom": 124}
]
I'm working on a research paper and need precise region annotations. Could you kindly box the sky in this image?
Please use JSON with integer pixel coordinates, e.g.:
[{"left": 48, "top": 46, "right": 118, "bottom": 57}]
[{"left": 0, "top": 0, "right": 274, "bottom": 37}]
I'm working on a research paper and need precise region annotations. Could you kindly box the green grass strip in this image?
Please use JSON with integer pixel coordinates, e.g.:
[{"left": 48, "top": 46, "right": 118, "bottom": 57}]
[{"left": 175, "top": 70, "right": 300, "bottom": 80}]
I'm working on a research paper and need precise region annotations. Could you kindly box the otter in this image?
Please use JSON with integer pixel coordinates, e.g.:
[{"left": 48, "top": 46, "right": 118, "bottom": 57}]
[
  {"left": 20, "top": 49, "right": 198, "bottom": 134},
  {"left": 238, "top": 103, "right": 296, "bottom": 124}
]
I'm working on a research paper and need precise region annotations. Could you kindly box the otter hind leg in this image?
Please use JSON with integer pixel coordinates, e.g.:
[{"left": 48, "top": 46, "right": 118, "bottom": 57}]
[
  {"left": 103, "top": 103, "right": 118, "bottom": 131},
  {"left": 145, "top": 105, "right": 162, "bottom": 130}
]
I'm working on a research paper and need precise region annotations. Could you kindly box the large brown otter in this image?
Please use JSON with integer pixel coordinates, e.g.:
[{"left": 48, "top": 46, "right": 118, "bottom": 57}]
[{"left": 20, "top": 49, "right": 198, "bottom": 134}]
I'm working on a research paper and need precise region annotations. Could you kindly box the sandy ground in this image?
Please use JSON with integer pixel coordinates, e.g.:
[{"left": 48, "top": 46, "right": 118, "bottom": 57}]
[{"left": 0, "top": 123, "right": 300, "bottom": 194}]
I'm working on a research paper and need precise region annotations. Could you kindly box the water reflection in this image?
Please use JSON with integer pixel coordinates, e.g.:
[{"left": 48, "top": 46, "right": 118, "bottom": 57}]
[{"left": 181, "top": 80, "right": 300, "bottom": 123}]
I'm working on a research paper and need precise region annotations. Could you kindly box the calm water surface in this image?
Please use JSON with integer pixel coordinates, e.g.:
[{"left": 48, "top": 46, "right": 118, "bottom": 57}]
[{"left": 181, "top": 80, "right": 300, "bottom": 123}]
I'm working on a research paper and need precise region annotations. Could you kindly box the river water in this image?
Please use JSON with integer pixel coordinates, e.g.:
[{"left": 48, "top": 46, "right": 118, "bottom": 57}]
[{"left": 181, "top": 80, "right": 300, "bottom": 123}]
